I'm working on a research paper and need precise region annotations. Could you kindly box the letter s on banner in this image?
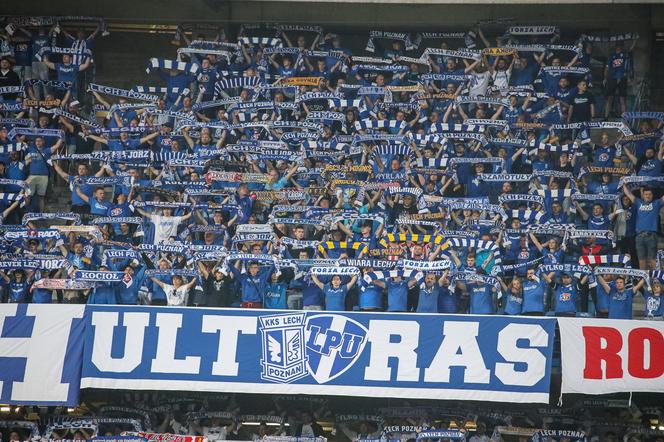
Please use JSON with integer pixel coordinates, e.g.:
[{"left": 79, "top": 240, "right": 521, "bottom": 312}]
[{"left": 558, "top": 318, "right": 664, "bottom": 395}]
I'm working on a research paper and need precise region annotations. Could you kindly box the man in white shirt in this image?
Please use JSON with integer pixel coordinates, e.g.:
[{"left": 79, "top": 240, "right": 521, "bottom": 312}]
[
  {"left": 134, "top": 205, "right": 194, "bottom": 244},
  {"left": 149, "top": 274, "right": 197, "bottom": 306}
]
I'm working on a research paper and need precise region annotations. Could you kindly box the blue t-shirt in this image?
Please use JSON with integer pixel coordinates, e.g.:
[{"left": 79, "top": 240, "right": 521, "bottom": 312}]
[
  {"left": 88, "top": 197, "right": 112, "bottom": 215},
  {"left": 8, "top": 280, "right": 29, "bottom": 303},
  {"left": 264, "top": 282, "right": 288, "bottom": 309},
  {"left": 504, "top": 293, "right": 523, "bottom": 315},
  {"left": 324, "top": 284, "right": 348, "bottom": 311},
  {"left": 360, "top": 284, "right": 383, "bottom": 310},
  {"left": 69, "top": 176, "right": 93, "bottom": 206},
  {"left": 555, "top": 283, "right": 578, "bottom": 314},
  {"left": 387, "top": 280, "right": 409, "bottom": 312},
  {"left": 634, "top": 198, "right": 662, "bottom": 233},
  {"left": 55, "top": 62, "right": 78, "bottom": 85},
  {"left": 522, "top": 277, "right": 546, "bottom": 313},
  {"left": 437, "top": 286, "right": 457, "bottom": 314},
  {"left": 468, "top": 283, "right": 495, "bottom": 315},
  {"left": 417, "top": 284, "right": 440, "bottom": 313},
  {"left": 608, "top": 285, "right": 634, "bottom": 320},
  {"left": 607, "top": 52, "right": 629, "bottom": 80},
  {"left": 26, "top": 146, "right": 52, "bottom": 176},
  {"left": 638, "top": 158, "right": 662, "bottom": 177},
  {"left": 644, "top": 292, "right": 664, "bottom": 318}
]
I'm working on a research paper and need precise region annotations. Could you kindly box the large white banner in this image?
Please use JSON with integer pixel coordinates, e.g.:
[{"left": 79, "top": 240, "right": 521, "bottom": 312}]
[{"left": 559, "top": 318, "right": 664, "bottom": 395}]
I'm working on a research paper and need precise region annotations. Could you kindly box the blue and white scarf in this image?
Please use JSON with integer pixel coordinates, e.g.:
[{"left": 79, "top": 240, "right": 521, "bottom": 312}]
[
  {"left": 146, "top": 58, "right": 200, "bottom": 75},
  {"left": 88, "top": 83, "right": 159, "bottom": 102}
]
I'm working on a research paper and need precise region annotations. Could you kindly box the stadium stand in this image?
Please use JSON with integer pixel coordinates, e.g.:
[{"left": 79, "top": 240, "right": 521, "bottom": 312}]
[{"left": 0, "top": 14, "right": 663, "bottom": 442}]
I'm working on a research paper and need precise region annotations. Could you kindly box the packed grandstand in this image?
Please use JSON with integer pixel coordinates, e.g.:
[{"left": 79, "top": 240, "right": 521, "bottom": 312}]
[{"left": 0, "top": 13, "right": 663, "bottom": 442}]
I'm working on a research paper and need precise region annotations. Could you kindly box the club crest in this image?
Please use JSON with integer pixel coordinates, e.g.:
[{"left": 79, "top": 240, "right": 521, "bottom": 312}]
[
  {"left": 259, "top": 313, "right": 308, "bottom": 383},
  {"left": 304, "top": 314, "right": 368, "bottom": 384}
]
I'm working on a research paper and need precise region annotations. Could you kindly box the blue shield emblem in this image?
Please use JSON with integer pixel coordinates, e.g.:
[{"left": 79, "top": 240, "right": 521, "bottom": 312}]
[
  {"left": 259, "top": 313, "right": 307, "bottom": 383},
  {"left": 304, "top": 314, "right": 368, "bottom": 384}
]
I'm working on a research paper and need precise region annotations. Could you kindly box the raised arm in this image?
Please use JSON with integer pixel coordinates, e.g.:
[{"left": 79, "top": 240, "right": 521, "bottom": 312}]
[{"left": 310, "top": 274, "right": 325, "bottom": 290}]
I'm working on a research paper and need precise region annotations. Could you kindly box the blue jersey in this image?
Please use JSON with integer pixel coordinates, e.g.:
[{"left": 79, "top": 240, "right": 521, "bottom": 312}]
[
  {"left": 25, "top": 146, "right": 52, "bottom": 176},
  {"left": 607, "top": 52, "right": 629, "bottom": 80},
  {"left": 467, "top": 283, "right": 495, "bottom": 314},
  {"left": 555, "top": 283, "right": 578, "bottom": 314},
  {"left": 88, "top": 282, "right": 118, "bottom": 305},
  {"left": 301, "top": 277, "right": 324, "bottom": 307},
  {"left": 386, "top": 280, "right": 409, "bottom": 312},
  {"left": 522, "top": 277, "right": 546, "bottom": 313},
  {"left": 504, "top": 293, "right": 523, "bottom": 315},
  {"left": 230, "top": 266, "right": 272, "bottom": 303},
  {"left": 115, "top": 267, "right": 146, "bottom": 305},
  {"left": 55, "top": 62, "right": 78, "bottom": 85},
  {"left": 360, "top": 284, "right": 383, "bottom": 310},
  {"left": 595, "top": 280, "right": 611, "bottom": 313},
  {"left": 264, "top": 282, "right": 288, "bottom": 309},
  {"left": 634, "top": 198, "right": 662, "bottom": 233},
  {"left": 8, "top": 280, "right": 29, "bottom": 303},
  {"left": 88, "top": 198, "right": 112, "bottom": 215},
  {"left": 31, "top": 287, "right": 52, "bottom": 303},
  {"left": 417, "top": 284, "right": 440, "bottom": 313},
  {"left": 324, "top": 284, "right": 348, "bottom": 311},
  {"left": 608, "top": 285, "right": 634, "bottom": 320},
  {"left": 437, "top": 285, "right": 457, "bottom": 314},
  {"left": 644, "top": 292, "right": 664, "bottom": 318}
]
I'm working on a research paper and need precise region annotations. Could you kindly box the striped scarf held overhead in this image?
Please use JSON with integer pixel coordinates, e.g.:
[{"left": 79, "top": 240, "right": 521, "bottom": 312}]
[
  {"left": 379, "top": 233, "right": 450, "bottom": 249},
  {"left": 146, "top": 58, "right": 200, "bottom": 75},
  {"left": 317, "top": 241, "right": 369, "bottom": 255},
  {"left": 446, "top": 238, "right": 502, "bottom": 264},
  {"left": 363, "top": 269, "right": 424, "bottom": 284},
  {"left": 578, "top": 255, "right": 631, "bottom": 266}
]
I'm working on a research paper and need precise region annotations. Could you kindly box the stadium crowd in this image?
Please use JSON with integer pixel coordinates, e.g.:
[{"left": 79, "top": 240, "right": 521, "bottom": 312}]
[
  {"left": 1, "top": 392, "right": 663, "bottom": 442},
  {"left": 0, "top": 17, "right": 663, "bottom": 319}
]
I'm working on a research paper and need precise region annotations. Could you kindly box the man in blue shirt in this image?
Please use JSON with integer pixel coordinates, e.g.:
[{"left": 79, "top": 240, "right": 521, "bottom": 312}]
[
  {"left": 597, "top": 275, "right": 646, "bottom": 320},
  {"left": 76, "top": 186, "right": 112, "bottom": 216},
  {"left": 603, "top": 43, "right": 633, "bottom": 119},
  {"left": 228, "top": 261, "right": 274, "bottom": 308},
  {"left": 43, "top": 53, "right": 92, "bottom": 99},
  {"left": 25, "top": 136, "right": 63, "bottom": 212},
  {"left": 311, "top": 273, "right": 358, "bottom": 311},
  {"left": 522, "top": 267, "right": 547, "bottom": 315},
  {"left": 623, "top": 186, "right": 664, "bottom": 270}
]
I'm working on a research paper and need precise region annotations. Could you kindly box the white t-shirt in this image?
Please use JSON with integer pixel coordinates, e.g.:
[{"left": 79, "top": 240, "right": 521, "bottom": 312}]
[
  {"left": 492, "top": 70, "right": 511, "bottom": 90},
  {"left": 203, "top": 426, "right": 228, "bottom": 441},
  {"left": 469, "top": 71, "right": 491, "bottom": 97},
  {"left": 163, "top": 283, "right": 191, "bottom": 306},
  {"left": 151, "top": 214, "right": 184, "bottom": 244}
]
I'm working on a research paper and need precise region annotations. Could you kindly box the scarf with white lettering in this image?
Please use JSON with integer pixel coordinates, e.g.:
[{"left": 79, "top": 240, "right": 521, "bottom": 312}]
[
  {"left": 310, "top": 266, "right": 360, "bottom": 276},
  {"left": 507, "top": 26, "right": 559, "bottom": 36},
  {"left": 0, "top": 255, "right": 66, "bottom": 270},
  {"left": 88, "top": 83, "right": 159, "bottom": 102},
  {"left": 479, "top": 173, "right": 532, "bottom": 182},
  {"left": 366, "top": 31, "right": 417, "bottom": 52},
  {"left": 582, "top": 33, "right": 639, "bottom": 43},
  {"left": 422, "top": 48, "right": 482, "bottom": 61},
  {"left": 8, "top": 127, "right": 63, "bottom": 140}
]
